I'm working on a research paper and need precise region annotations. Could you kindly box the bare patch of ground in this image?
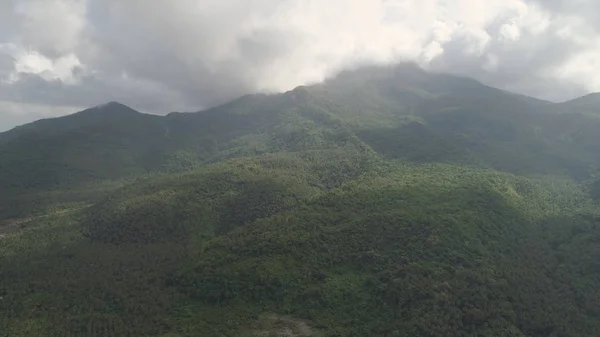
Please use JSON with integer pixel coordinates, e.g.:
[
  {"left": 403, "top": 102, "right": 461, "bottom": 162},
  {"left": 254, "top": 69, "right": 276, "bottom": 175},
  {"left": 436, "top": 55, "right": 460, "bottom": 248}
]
[
  {"left": 0, "top": 217, "right": 35, "bottom": 239},
  {"left": 242, "top": 314, "right": 322, "bottom": 337}
]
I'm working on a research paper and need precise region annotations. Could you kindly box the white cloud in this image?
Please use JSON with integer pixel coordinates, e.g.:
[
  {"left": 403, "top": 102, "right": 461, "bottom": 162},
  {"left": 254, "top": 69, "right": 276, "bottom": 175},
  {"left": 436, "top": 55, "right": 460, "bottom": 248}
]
[
  {"left": 422, "top": 41, "right": 444, "bottom": 62},
  {"left": 14, "top": 0, "right": 87, "bottom": 54},
  {"left": 553, "top": 39, "right": 600, "bottom": 92},
  {"left": 12, "top": 51, "right": 82, "bottom": 83},
  {"left": 499, "top": 21, "right": 522, "bottom": 41}
]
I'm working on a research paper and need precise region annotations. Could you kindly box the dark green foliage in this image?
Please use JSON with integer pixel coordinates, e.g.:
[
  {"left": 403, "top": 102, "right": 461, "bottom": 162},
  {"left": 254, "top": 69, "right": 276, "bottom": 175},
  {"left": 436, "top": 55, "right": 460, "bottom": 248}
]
[
  {"left": 358, "top": 121, "right": 477, "bottom": 164},
  {"left": 177, "top": 166, "right": 597, "bottom": 336},
  {"left": 0, "top": 180, "right": 124, "bottom": 220},
  {"left": 0, "top": 214, "right": 188, "bottom": 336},
  {"left": 4, "top": 64, "right": 600, "bottom": 336},
  {"left": 82, "top": 147, "right": 377, "bottom": 245},
  {"left": 4, "top": 159, "right": 597, "bottom": 336},
  {"left": 589, "top": 179, "right": 600, "bottom": 201},
  {"left": 0, "top": 103, "right": 165, "bottom": 193}
]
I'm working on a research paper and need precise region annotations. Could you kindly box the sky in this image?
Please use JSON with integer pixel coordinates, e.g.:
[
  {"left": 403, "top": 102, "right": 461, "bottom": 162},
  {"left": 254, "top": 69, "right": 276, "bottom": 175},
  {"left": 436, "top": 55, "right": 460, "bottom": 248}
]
[{"left": 1, "top": 0, "right": 599, "bottom": 131}]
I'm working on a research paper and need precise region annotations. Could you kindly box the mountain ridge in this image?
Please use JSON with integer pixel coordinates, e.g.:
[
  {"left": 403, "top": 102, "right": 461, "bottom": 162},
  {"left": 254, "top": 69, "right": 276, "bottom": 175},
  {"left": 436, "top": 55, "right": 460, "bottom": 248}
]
[
  {"left": 3, "top": 63, "right": 600, "bottom": 336},
  {"left": 2, "top": 63, "right": 600, "bottom": 199},
  {"left": 0, "top": 64, "right": 579, "bottom": 133}
]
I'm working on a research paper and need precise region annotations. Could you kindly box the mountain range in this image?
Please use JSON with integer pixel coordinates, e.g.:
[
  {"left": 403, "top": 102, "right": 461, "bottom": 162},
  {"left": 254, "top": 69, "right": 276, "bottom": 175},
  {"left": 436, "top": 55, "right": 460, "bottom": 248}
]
[{"left": 1, "top": 63, "right": 600, "bottom": 336}]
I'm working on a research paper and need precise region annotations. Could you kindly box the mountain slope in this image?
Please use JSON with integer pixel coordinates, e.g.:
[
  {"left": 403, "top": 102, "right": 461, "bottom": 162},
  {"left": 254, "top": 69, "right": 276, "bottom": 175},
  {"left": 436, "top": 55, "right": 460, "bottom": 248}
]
[
  {"left": 2, "top": 63, "right": 599, "bottom": 198},
  {"left": 0, "top": 102, "right": 165, "bottom": 190},
  {"left": 3, "top": 63, "right": 600, "bottom": 222},
  {"left": 3, "top": 63, "right": 600, "bottom": 336},
  {"left": 554, "top": 93, "right": 600, "bottom": 115},
  {"left": 0, "top": 93, "right": 352, "bottom": 195},
  {"left": 179, "top": 164, "right": 595, "bottom": 336},
  {"left": 310, "top": 65, "right": 599, "bottom": 178},
  {"left": 2, "top": 156, "right": 599, "bottom": 336}
]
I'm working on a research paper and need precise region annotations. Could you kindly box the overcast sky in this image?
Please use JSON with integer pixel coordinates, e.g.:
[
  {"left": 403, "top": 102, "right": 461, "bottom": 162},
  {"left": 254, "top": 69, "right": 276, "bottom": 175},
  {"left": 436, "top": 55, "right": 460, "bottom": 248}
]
[{"left": 1, "top": 0, "right": 599, "bottom": 131}]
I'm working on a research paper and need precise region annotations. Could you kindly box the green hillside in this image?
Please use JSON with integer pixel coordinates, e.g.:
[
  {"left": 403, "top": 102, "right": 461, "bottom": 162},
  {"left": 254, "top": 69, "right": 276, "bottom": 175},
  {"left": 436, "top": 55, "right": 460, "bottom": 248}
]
[
  {"left": 2, "top": 64, "right": 598, "bottom": 197},
  {"left": 2, "top": 64, "right": 600, "bottom": 215},
  {"left": 179, "top": 164, "right": 598, "bottom": 336},
  {"left": 2, "top": 154, "right": 599, "bottom": 336},
  {"left": 2, "top": 64, "right": 600, "bottom": 336}
]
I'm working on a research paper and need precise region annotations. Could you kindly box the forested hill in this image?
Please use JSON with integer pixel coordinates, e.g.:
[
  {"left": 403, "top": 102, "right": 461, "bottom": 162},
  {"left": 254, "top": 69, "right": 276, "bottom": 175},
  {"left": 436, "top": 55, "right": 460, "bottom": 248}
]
[
  {"left": 2, "top": 63, "right": 600, "bottom": 336},
  {"left": 1, "top": 63, "right": 599, "bottom": 196}
]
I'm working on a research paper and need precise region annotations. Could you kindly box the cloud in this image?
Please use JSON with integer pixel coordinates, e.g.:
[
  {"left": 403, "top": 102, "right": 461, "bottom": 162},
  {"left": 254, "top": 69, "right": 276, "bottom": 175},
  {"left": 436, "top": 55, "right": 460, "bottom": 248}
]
[
  {"left": 14, "top": 0, "right": 87, "bottom": 56},
  {"left": 0, "top": 0, "right": 599, "bottom": 130},
  {"left": 0, "top": 99, "right": 82, "bottom": 131}
]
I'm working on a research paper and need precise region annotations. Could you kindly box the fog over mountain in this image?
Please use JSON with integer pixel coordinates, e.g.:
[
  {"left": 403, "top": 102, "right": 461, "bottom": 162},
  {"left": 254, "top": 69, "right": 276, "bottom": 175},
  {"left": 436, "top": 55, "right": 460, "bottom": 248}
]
[{"left": 1, "top": 0, "right": 599, "bottom": 130}]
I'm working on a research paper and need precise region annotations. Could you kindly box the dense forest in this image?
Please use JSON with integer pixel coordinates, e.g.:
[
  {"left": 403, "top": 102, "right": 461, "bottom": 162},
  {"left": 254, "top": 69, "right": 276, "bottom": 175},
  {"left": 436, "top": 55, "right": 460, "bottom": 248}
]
[{"left": 2, "top": 64, "right": 600, "bottom": 336}]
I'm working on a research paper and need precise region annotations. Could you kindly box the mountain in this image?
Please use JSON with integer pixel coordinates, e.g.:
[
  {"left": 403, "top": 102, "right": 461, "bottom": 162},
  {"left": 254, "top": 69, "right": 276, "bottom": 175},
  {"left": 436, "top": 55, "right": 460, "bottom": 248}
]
[
  {"left": 2, "top": 64, "right": 598, "bottom": 199},
  {"left": 555, "top": 93, "right": 600, "bottom": 114},
  {"left": 2, "top": 63, "right": 600, "bottom": 336}
]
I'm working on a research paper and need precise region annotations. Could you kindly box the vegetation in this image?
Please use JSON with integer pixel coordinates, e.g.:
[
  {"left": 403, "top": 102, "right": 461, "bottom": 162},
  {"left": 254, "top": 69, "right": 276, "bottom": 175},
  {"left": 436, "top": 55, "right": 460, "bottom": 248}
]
[{"left": 2, "top": 64, "right": 600, "bottom": 336}]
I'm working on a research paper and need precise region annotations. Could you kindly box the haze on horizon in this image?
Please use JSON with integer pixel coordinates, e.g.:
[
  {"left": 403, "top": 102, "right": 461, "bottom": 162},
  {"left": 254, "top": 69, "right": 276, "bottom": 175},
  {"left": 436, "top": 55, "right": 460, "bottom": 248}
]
[{"left": 1, "top": 0, "right": 599, "bottom": 131}]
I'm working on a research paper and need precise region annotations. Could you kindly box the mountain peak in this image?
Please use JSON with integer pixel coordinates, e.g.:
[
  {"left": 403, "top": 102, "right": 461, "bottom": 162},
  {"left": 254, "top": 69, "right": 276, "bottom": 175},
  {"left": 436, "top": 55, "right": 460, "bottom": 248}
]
[
  {"left": 93, "top": 101, "right": 135, "bottom": 111},
  {"left": 76, "top": 102, "right": 141, "bottom": 118}
]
